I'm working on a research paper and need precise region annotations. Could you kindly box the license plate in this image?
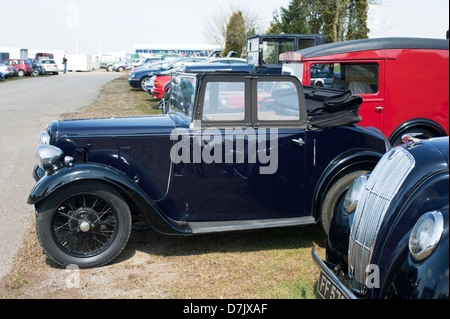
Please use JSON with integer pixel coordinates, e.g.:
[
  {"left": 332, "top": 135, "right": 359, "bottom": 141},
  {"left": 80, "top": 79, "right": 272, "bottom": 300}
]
[{"left": 317, "top": 271, "right": 349, "bottom": 299}]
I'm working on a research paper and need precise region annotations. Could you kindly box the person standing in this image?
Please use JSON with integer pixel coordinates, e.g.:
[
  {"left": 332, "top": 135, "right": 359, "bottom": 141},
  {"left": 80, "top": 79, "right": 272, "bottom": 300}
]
[{"left": 62, "top": 55, "right": 68, "bottom": 74}]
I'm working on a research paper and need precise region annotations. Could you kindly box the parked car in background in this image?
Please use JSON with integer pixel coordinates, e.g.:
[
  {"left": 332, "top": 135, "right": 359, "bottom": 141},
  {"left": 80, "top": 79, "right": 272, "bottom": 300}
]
[
  {"left": 0, "top": 62, "right": 15, "bottom": 78},
  {"left": 205, "top": 57, "right": 247, "bottom": 64},
  {"left": 35, "top": 52, "right": 54, "bottom": 63},
  {"left": 313, "top": 136, "right": 449, "bottom": 299},
  {"left": 26, "top": 59, "right": 46, "bottom": 76},
  {"left": 0, "top": 59, "right": 34, "bottom": 76},
  {"left": 132, "top": 60, "right": 170, "bottom": 73},
  {"left": 130, "top": 58, "right": 144, "bottom": 68},
  {"left": 100, "top": 54, "right": 127, "bottom": 71},
  {"left": 112, "top": 60, "right": 132, "bottom": 72},
  {"left": 161, "top": 54, "right": 182, "bottom": 61},
  {"left": 129, "top": 57, "right": 205, "bottom": 90},
  {"left": 28, "top": 72, "right": 390, "bottom": 268},
  {"left": 128, "top": 61, "right": 171, "bottom": 90},
  {"left": 149, "top": 60, "right": 260, "bottom": 102},
  {"left": 149, "top": 73, "right": 171, "bottom": 99},
  {"left": 38, "top": 59, "right": 59, "bottom": 75},
  {"left": 133, "top": 57, "right": 161, "bottom": 68},
  {"left": 280, "top": 37, "right": 449, "bottom": 145},
  {"left": 148, "top": 59, "right": 251, "bottom": 99}
]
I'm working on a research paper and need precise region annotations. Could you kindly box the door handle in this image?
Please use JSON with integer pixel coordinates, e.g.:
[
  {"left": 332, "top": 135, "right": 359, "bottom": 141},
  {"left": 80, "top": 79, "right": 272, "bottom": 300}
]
[
  {"left": 375, "top": 106, "right": 383, "bottom": 113},
  {"left": 292, "top": 138, "right": 305, "bottom": 147}
]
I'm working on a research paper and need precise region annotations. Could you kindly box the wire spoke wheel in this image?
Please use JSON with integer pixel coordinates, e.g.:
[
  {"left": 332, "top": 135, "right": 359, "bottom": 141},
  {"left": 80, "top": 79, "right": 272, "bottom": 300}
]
[
  {"left": 36, "top": 182, "right": 132, "bottom": 268},
  {"left": 53, "top": 192, "right": 118, "bottom": 257}
]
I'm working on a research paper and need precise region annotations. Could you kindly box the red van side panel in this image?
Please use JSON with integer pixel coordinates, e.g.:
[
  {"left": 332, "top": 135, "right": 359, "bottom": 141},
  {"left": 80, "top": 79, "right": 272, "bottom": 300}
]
[{"left": 384, "top": 48, "right": 449, "bottom": 137}]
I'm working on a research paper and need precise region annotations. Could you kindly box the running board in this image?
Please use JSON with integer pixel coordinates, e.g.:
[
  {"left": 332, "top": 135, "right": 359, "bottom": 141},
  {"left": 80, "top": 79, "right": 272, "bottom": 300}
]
[{"left": 188, "top": 216, "right": 316, "bottom": 234}]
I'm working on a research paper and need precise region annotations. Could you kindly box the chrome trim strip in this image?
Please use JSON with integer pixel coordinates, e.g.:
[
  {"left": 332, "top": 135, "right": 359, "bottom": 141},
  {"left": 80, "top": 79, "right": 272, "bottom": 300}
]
[
  {"left": 311, "top": 246, "right": 357, "bottom": 299},
  {"left": 189, "top": 216, "right": 315, "bottom": 234}
]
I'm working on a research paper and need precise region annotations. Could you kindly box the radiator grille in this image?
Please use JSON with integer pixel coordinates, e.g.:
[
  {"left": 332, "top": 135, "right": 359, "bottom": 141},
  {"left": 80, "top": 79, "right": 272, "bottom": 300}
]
[{"left": 348, "top": 147, "right": 415, "bottom": 293}]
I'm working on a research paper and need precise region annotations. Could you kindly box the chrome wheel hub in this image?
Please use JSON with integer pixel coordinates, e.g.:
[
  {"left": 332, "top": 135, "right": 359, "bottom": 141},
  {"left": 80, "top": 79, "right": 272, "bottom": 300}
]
[{"left": 79, "top": 221, "right": 91, "bottom": 232}]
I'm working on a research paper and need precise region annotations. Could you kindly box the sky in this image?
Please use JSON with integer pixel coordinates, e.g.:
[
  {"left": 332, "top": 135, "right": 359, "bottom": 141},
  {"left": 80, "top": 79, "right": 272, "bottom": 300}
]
[{"left": 1, "top": 0, "right": 448, "bottom": 55}]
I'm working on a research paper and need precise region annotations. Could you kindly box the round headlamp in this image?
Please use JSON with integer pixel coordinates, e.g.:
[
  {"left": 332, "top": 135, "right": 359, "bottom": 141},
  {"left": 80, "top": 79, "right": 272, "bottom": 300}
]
[
  {"left": 36, "top": 145, "right": 64, "bottom": 172},
  {"left": 343, "top": 175, "right": 368, "bottom": 214},
  {"left": 409, "top": 211, "right": 444, "bottom": 261}
]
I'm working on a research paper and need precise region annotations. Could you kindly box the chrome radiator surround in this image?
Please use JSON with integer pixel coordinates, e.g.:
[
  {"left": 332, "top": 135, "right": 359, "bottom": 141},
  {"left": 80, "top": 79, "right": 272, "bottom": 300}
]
[{"left": 348, "top": 147, "right": 415, "bottom": 294}]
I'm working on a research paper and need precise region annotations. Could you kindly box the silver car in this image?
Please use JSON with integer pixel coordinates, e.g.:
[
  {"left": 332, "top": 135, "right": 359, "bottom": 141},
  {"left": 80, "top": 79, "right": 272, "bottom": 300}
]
[
  {"left": 39, "top": 59, "right": 59, "bottom": 75},
  {"left": 0, "top": 63, "right": 15, "bottom": 78}
]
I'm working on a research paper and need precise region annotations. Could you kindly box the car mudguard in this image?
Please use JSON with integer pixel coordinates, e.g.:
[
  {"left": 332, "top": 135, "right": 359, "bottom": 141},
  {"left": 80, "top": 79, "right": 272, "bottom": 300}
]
[
  {"left": 389, "top": 118, "right": 448, "bottom": 144},
  {"left": 312, "top": 148, "right": 383, "bottom": 221},
  {"left": 28, "top": 163, "right": 191, "bottom": 235}
]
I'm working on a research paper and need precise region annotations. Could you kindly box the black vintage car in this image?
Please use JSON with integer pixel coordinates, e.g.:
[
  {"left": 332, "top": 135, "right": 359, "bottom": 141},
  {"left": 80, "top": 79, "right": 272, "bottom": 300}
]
[
  {"left": 313, "top": 136, "right": 449, "bottom": 299},
  {"left": 28, "top": 72, "right": 390, "bottom": 268}
]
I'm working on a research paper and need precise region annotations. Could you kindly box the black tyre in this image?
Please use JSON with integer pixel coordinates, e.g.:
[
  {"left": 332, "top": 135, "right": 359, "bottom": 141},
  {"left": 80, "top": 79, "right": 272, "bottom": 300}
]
[
  {"left": 320, "top": 169, "right": 370, "bottom": 235},
  {"left": 35, "top": 181, "right": 132, "bottom": 268}
]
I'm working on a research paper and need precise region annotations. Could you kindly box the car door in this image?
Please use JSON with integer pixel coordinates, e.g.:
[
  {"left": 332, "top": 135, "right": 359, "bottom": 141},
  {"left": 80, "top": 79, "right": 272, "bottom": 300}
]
[
  {"left": 183, "top": 74, "right": 308, "bottom": 221},
  {"left": 326, "top": 61, "right": 385, "bottom": 131}
]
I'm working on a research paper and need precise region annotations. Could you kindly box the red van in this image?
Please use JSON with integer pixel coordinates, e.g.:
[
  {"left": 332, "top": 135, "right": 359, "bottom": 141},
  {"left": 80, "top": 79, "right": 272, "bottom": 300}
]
[
  {"left": 280, "top": 37, "right": 449, "bottom": 145},
  {"left": 34, "top": 52, "right": 54, "bottom": 63}
]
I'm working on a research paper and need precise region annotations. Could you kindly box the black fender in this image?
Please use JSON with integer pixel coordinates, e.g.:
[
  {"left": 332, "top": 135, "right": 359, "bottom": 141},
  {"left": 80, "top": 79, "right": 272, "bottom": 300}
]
[
  {"left": 389, "top": 118, "right": 448, "bottom": 145},
  {"left": 382, "top": 221, "right": 449, "bottom": 299},
  {"left": 28, "top": 163, "right": 191, "bottom": 235},
  {"left": 312, "top": 148, "right": 383, "bottom": 221}
]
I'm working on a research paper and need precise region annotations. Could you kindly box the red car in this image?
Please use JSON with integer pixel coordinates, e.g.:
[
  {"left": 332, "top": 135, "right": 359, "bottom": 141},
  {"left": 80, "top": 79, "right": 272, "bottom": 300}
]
[
  {"left": 280, "top": 37, "right": 449, "bottom": 145},
  {"left": 151, "top": 74, "right": 171, "bottom": 100},
  {"left": 0, "top": 59, "right": 34, "bottom": 76}
]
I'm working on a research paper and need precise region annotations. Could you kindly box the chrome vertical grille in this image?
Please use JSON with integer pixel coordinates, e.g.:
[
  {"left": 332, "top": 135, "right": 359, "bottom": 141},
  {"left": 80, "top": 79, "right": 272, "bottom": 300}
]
[{"left": 348, "top": 147, "right": 415, "bottom": 293}]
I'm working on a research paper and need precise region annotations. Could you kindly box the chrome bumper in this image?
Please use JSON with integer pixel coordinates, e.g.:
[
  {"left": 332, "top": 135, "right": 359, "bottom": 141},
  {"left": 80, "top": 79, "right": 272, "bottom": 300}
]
[{"left": 311, "top": 246, "right": 357, "bottom": 299}]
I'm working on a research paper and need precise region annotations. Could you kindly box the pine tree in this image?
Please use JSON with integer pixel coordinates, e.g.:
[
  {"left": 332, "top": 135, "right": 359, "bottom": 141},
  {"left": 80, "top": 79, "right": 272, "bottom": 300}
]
[{"left": 224, "top": 11, "right": 247, "bottom": 56}]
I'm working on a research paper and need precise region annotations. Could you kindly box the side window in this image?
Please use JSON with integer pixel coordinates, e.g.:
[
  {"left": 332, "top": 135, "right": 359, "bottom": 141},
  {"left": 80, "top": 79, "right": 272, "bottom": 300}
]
[
  {"left": 310, "top": 62, "right": 379, "bottom": 94},
  {"left": 170, "top": 76, "right": 196, "bottom": 117},
  {"left": 202, "top": 81, "right": 245, "bottom": 121},
  {"left": 298, "top": 39, "right": 316, "bottom": 50},
  {"left": 262, "top": 39, "right": 295, "bottom": 65},
  {"left": 257, "top": 81, "right": 300, "bottom": 121}
]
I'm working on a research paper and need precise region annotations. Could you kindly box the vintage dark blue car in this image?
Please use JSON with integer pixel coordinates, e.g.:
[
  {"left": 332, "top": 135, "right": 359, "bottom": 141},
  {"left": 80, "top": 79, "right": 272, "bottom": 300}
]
[
  {"left": 313, "top": 136, "right": 449, "bottom": 299},
  {"left": 28, "top": 72, "right": 390, "bottom": 268}
]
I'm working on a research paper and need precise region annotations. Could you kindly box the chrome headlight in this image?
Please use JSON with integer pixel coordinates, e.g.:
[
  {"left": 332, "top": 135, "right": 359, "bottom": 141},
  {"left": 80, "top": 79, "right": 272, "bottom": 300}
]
[
  {"left": 343, "top": 175, "right": 368, "bottom": 214},
  {"left": 409, "top": 211, "right": 444, "bottom": 261},
  {"left": 39, "top": 132, "right": 50, "bottom": 145},
  {"left": 36, "top": 145, "right": 64, "bottom": 171}
]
